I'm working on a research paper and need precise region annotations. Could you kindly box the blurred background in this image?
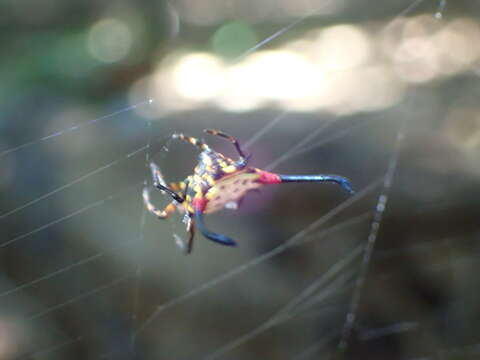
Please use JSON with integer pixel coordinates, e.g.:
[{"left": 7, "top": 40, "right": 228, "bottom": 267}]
[{"left": 1, "top": 0, "right": 480, "bottom": 359}]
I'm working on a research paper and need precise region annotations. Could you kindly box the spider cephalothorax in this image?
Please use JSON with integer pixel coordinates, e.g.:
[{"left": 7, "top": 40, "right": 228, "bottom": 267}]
[{"left": 143, "top": 129, "right": 353, "bottom": 254}]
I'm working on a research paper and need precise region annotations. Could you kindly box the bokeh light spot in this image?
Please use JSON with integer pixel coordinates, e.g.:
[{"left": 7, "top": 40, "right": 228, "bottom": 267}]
[
  {"left": 217, "top": 63, "right": 266, "bottom": 112},
  {"left": 247, "top": 50, "right": 321, "bottom": 101},
  {"left": 393, "top": 36, "right": 438, "bottom": 83},
  {"left": 172, "top": 53, "right": 225, "bottom": 101},
  {"left": 313, "top": 24, "right": 372, "bottom": 70},
  {"left": 211, "top": 21, "right": 258, "bottom": 60},
  {"left": 87, "top": 18, "right": 133, "bottom": 63}
]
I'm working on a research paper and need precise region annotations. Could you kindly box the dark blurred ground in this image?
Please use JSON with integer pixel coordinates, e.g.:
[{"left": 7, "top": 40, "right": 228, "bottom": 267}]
[{"left": 1, "top": 0, "right": 480, "bottom": 359}]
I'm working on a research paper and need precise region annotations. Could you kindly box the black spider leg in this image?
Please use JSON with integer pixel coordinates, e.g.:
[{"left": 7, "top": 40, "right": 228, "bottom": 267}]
[
  {"left": 181, "top": 178, "right": 190, "bottom": 200},
  {"left": 149, "top": 162, "right": 184, "bottom": 203},
  {"left": 143, "top": 162, "right": 182, "bottom": 219},
  {"left": 279, "top": 174, "right": 354, "bottom": 194},
  {"left": 180, "top": 179, "right": 196, "bottom": 254},
  {"left": 194, "top": 209, "right": 237, "bottom": 247},
  {"left": 204, "top": 129, "right": 250, "bottom": 168}
]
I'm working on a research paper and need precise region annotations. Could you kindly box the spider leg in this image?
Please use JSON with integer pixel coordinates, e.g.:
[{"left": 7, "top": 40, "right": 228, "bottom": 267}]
[
  {"left": 149, "top": 161, "right": 167, "bottom": 187},
  {"left": 149, "top": 162, "right": 185, "bottom": 203},
  {"left": 185, "top": 215, "right": 195, "bottom": 254},
  {"left": 194, "top": 209, "right": 237, "bottom": 247},
  {"left": 181, "top": 178, "right": 190, "bottom": 199},
  {"left": 172, "top": 133, "right": 210, "bottom": 152},
  {"left": 204, "top": 129, "right": 249, "bottom": 167},
  {"left": 204, "top": 129, "right": 246, "bottom": 158},
  {"left": 279, "top": 174, "right": 354, "bottom": 194},
  {"left": 143, "top": 188, "right": 177, "bottom": 218}
]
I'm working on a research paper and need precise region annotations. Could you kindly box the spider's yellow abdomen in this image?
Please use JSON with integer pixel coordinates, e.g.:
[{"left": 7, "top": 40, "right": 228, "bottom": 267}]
[{"left": 204, "top": 171, "right": 261, "bottom": 214}]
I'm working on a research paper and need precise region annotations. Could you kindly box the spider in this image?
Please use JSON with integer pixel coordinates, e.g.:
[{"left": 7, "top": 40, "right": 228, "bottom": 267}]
[{"left": 143, "top": 129, "right": 353, "bottom": 254}]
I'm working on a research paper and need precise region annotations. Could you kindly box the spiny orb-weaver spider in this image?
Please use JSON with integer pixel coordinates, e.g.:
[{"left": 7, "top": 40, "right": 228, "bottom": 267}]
[{"left": 143, "top": 129, "right": 353, "bottom": 254}]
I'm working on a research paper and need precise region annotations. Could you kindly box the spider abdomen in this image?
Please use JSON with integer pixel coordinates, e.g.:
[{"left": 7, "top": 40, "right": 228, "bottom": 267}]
[{"left": 204, "top": 171, "right": 261, "bottom": 214}]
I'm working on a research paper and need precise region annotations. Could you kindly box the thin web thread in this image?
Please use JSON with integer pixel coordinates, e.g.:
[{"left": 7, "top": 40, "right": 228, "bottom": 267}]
[
  {"left": 265, "top": 118, "right": 334, "bottom": 171},
  {"left": 130, "top": 119, "right": 153, "bottom": 353},
  {"left": 243, "top": 111, "right": 289, "bottom": 150},
  {"left": 0, "top": 181, "right": 143, "bottom": 249},
  {"left": 0, "top": 132, "right": 175, "bottom": 220},
  {"left": 0, "top": 145, "right": 148, "bottom": 219},
  {"left": 204, "top": 246, "right": 363, "bottom": 359},
  {"left": 0, "top": 237, "right": 138, "bottom": 300},
  {"left": 260, "top": 113, "right": 387, "bottom": 175},
  {"left": 232, "top": 0, "right": 334, "bottom": 63},
  {"left": 234, "top": 15, "right": 309, "bottom": 62},
  {"left": 287, "top": 114, "right": 386, "bottom": 167},
  {"left": 337, "top": 111, "right": 409, "bottom": 350},
  {"left": 358, "top": 321, "right": 419, "bottom": 341},
  {"left": 0, "top": 99, "right": 154, "bottom": 158},
  {"left": 27, "top": 275, "right": 133, "bottom": 321},
  {"left": 16, "top": 336, "right": 84, "bottom": 360},
  {"left": 0, "top": 135, "right": 176, "bottom": 249},
  {"left": 205, "top": 276, "right": 353, "bottom": 360}
]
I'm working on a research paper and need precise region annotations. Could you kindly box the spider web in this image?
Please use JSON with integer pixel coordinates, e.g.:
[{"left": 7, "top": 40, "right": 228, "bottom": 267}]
[{"left": 3, "top": 0, "right": 480, "bottom": 359}]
